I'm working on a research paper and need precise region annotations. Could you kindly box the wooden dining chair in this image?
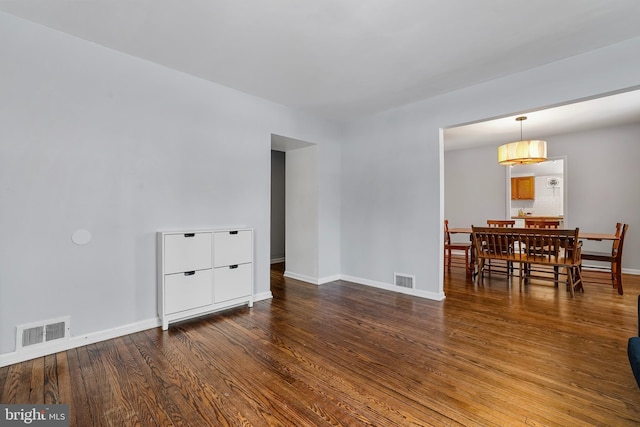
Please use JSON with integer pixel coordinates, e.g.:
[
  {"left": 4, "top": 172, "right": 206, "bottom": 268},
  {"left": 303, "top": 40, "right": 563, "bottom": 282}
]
[
  {"left": 487, "top": 219, "right": 515, "bottom": 228},
  {"left": 524, "top": 219, "right": 561, "bottom": 229},
  {"left": 581, "top": 223, "right": 628, "bottom": 295},
  {"left": 524, "top": 219, "right": 561, "bottom": 283},
  {"left": 485, "top": 220, "right": 515, "bottom": 275},
  {"left": 444, "top": 220, "right": 473, "bottom": 276}
]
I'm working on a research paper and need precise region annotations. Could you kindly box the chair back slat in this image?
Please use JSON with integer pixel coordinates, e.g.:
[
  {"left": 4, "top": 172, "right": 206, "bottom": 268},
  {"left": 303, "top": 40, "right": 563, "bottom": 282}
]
[
  {"left": 614, "top": 223, "right": 629, "bottom": 260},
  {"left": 525, "top": 219, "right": 561, "bottom": 229},
  {"left": 444, "top": 219, "right": 451, "bottom": 244},
  {"left": 487, "top": 220, "right": 516, "bottom": 228}
]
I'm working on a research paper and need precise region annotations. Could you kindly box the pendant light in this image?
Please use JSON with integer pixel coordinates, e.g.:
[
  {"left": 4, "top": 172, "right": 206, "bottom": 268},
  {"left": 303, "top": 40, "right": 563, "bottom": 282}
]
[{"left": 497, "top": 116, "right": 547, "bottom": 165}]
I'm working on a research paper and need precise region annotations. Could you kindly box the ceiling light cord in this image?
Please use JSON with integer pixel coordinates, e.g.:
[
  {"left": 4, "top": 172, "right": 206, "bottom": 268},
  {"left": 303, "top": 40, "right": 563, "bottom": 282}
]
[{"left": 516, "top": 116, "right": 526, "bottom": 140}]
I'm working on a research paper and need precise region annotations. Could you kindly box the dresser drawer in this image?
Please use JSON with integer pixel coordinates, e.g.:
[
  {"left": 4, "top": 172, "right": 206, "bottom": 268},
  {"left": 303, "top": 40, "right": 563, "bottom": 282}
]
[
  {"left": 214, "top": 263, "right": 252, "bottom": 303},
  {"left": 164, "top": 232, "right": 212, "bottom": 274},
  {"left": 164, "top": 269, "right": 213, "bottom": 314},
  {"left": 213, "top": 230, "right": 252, "bottom": 267}
]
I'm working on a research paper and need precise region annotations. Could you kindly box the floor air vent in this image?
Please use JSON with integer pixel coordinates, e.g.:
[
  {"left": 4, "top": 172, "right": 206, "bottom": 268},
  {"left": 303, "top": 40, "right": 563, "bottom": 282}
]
[
  {"left": 394, "top": 273, "right": 415, "bottom": 289},
  {"left": 17, "top": 316, "right": 70, "bottom": 350}
]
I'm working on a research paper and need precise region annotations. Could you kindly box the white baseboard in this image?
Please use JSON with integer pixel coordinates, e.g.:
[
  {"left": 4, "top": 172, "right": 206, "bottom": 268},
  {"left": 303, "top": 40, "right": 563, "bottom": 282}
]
[
  {"left": 0, "top": 318, "right": 160, "bottom": 368},
  {"left": 283, "top": 270, "right": 342, "bottom": 286},
  {"left": 270, "top": 257, "right": 285, "bottom": 264},
  {"left": 0, "top": 292, "right": 276, "bottom": 368},
  {"left": 318, "top": 274, "right": 341, "bottom": 284},
  {"left": 340, "top": 275, "right": 446, "bottom": 301},
  {"left": 284, "top": 270, "right": 446, "bottom": 300},
  {"left": 253, "top": 291, "right": 273, "bottom": 302},
  {"left": 284, "top": 271, "right": 320, "bottom": 285},
  {"left": 582, "top": 264, "right": 640, "bottom": 275}
]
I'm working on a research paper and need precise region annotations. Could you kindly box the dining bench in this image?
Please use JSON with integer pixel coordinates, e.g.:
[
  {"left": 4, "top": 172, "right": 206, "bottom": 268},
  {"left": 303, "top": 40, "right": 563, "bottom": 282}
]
[{"left": 471, "top": 226, "right": 584, "bottom": 297}]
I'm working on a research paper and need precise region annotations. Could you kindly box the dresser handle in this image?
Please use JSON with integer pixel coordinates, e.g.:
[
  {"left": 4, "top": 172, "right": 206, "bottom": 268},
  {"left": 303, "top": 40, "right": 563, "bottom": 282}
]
[
  {"left": 229, "top": 231, "right": 238, "bottom": 235},
  {"left": 229, "top": 265, "right": 238, "bottom": 269},
  {"left": 184, "top": 233, "right": 195, "bottom": 237},
  {"left": 184, "top": 271, "right": 195, "bottom": 276}
]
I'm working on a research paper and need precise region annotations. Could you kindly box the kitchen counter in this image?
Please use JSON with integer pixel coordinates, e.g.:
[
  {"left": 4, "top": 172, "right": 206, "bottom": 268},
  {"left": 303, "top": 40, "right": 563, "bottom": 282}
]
[{"left": 511, "top": 216, "right": 563, "bottom": 220}]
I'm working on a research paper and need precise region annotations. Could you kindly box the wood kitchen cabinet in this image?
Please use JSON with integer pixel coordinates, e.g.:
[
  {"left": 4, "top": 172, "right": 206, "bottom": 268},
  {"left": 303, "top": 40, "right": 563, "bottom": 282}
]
[{"left": 511, "top": 176, "right": 535, "bottom": 200}]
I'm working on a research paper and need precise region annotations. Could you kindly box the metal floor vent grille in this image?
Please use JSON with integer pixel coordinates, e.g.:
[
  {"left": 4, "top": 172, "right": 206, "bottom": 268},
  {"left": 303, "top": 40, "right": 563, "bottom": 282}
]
[
  {"left": 394, "top": 273, "right": 415, "bottom": 289},
  {"left": 17, "top": 317, "right": 70, "bottom": 350}
]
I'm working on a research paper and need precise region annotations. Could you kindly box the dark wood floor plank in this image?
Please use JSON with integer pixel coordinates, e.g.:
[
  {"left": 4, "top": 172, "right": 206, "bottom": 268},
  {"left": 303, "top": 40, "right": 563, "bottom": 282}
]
[
  {"left": 43, "top": 353, "right": 59, "bottom": 404},
  {"left": 0, "top": 361, "right": 6, "bottom": 397},
  {"left": 75, "top": 344, "right": 112, "bottom": 427},
  {"left": 28, "top": 357, "right": 44, "bottom": 403},
  {"left": 65, "top": 348, "right": 97, "bottom": 427},
  {"left": 2, "top": 262, "right": 640, "bottom": 426},
  {"left": 146, "top": 326, "right": 252, "bottom": 426},
  {"left": 1, "top": 359, "right": 33, "bottom": 404},
  {"left": 111, "top": 336, "right": 175, "bottom": 426},
  {"left": 90, "top": 339, "right": 143, "bottom": 426},
  {"left": 215, "top": 311, "right": 472, "bottom": 426},
  {"left": 174, "top": 320, "right": 340, "bottom": 426},
  {"left": 130, "top": 328, "right": 214, "bottom": 426},
  {"left": 221, "top": 302, "right": 462, "bottom": 422},
  {"left": 49, "top": 352, "right": 73, "bottom": 407}
]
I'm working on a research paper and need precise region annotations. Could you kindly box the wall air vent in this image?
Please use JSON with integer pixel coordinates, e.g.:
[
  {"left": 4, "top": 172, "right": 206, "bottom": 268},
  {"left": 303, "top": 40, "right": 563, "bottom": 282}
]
[
  {"left": 394, "top": 273, "right": 415, "bottom": 289},
  {"left": 16, "top": 316, "right": 70, "bottom": 350}
]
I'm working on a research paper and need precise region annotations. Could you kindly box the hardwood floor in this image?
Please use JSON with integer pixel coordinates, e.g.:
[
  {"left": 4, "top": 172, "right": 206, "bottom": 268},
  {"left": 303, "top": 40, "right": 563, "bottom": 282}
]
[{"left": 2, "top": 262, "right": 640, "bottom": 426}]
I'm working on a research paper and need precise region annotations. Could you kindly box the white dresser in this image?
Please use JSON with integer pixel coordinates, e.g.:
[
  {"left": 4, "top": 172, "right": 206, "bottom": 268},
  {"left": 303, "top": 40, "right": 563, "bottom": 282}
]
[{"left": 157, "top": 228, "right": 253, "bottom": 330}]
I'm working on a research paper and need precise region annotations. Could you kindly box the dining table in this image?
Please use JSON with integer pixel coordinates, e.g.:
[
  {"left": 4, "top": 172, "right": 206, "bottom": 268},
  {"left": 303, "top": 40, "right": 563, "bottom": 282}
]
[
  {"left": 449, "top": 228, "right": 618, "bottom": 241},
  {"left": 446, "top": 227, "right": 619, "bottom": 275}
]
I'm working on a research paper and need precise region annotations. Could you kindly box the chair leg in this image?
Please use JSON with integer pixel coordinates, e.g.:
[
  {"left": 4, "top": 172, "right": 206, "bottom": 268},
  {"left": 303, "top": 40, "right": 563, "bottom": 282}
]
[
  {"left": 575, "top": 266, "right": 584, "bottom": 293},
  {"left": 465, "top": 248, "right": 473, "bottom": 277},
  {"left": 519, "top": 263, "right": 523, "bottom": 288},
  {"left": 566, "top": 266, "right": 575, "bottom": 298},
  {"left": 615, "top": 262, "right": 624, "bottom": 295}
]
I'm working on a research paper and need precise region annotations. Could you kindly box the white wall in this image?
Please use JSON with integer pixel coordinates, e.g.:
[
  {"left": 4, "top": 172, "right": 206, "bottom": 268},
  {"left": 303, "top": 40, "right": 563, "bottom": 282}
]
[
  {"left": 555, "top": 124, "right": 640, "bottom": 269},
  {"left": 341, "top": 36, "right": 640, "bottom": 295},
  {"left": 285, "top": 146, "right": 319, "bottom": 282},
  {"left": 0, "top": 12, "right": 341, "bottom": 357},
  {"left": 445, "top": 146, "right": 507, "bottom": 228},
  {"left": 283, "top": 141, "right": 342, "bottom": 284},
  {"left": 317, "top": 141, "right": 341, "bottom": 282}
]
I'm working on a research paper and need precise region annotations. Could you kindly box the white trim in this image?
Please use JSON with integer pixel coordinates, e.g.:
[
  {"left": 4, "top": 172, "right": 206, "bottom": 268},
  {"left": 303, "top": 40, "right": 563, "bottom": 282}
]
[
  {"left": 283, "top": 271, "right": 342, "bottom": 285},
  {"left": 318, "top": 274, "right": 341, "bottom": 284},
  {"left": 439, "top": 127, "right": 446, "bottom": 299},
  {"left": 582, "top": 265, "right": 640, "bottom": 275},
  {"left": 1, "top": 292, "right": 276, "bottom": 368},
  {"left": 253, "top": 291, "right": 273, "bottom": 302},
  {"left": 270, "top": 257, "right": 285, "bottom": 264},
  {"left": 340, "top": 275, "right": 446, "bottom": 301},
  {"left": 0, "top": 318, "right": 160, "bottom": 368},
  {"left": 283, "top": 271, "right": 321, "bottom": 285}
]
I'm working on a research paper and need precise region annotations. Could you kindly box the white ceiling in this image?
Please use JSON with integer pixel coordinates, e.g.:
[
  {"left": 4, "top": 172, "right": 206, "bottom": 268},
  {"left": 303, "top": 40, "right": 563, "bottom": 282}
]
[
  {"left": 2, "top": 0, "right": 640, "bottom": 140},
  {"left": 444, "top": 89, "right": 640, "bottom": 151}
]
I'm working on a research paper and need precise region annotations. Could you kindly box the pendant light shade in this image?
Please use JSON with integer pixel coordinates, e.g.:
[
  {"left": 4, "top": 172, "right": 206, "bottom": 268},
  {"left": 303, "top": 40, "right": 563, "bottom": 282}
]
[
  {"left": 498, "top": 117, "right": 547, "bottom": 165},
  {"left": 498, "top": 140, "right": 547, "bottom": 165}
]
